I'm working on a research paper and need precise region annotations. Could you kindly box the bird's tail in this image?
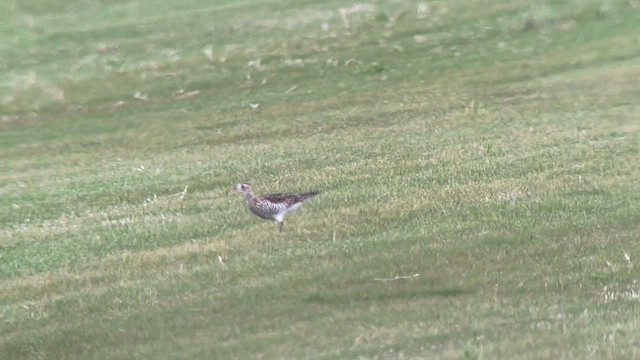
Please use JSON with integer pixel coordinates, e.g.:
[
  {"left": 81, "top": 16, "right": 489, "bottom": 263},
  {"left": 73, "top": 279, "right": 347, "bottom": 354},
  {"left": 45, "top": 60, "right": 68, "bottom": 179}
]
[{"left": 299, "top": 191, "right": 320, "bottom": 201}]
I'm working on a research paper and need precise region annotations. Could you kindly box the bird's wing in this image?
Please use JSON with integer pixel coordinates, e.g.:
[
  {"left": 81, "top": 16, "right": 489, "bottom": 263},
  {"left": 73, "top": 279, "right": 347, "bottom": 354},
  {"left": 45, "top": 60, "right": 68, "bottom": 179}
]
[
  {"left": 262, "top": 191, "right": 320, "bottom": 204},
  {"left": 261, "top": 193, "right": 297, "bottom": 205}
]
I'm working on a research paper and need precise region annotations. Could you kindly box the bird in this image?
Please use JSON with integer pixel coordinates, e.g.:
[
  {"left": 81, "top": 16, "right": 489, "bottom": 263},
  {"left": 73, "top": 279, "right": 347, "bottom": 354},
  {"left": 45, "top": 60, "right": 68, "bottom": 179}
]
[{"left": 234, "top": 183, "right": 320, "bottom": 232}]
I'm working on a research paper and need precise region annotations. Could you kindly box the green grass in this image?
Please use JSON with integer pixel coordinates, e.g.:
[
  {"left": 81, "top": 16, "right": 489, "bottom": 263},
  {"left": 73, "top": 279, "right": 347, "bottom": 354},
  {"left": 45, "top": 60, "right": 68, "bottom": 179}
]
[{"left": 2, "top": 0, "right": 640, "bottom": 358}]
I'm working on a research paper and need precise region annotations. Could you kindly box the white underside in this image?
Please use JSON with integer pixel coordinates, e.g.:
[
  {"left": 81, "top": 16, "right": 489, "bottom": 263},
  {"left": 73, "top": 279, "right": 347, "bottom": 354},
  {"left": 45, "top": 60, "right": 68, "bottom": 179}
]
[{"left": 273, "top": 202, "right": 302, "bottom": 222}]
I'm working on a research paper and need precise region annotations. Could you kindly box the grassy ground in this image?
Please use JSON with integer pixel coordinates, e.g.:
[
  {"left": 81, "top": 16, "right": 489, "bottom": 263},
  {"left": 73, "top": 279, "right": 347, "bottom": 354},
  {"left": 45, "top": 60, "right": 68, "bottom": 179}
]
[{"left": 2, "top": 0, "right": 640, "bottom": 358}]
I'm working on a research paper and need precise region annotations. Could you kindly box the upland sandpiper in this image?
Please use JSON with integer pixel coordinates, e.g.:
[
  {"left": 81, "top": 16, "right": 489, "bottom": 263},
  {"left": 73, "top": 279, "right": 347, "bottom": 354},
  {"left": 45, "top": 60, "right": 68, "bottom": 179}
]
[{"left": 234, "top": 183, "right": 320, "bottom": 232}]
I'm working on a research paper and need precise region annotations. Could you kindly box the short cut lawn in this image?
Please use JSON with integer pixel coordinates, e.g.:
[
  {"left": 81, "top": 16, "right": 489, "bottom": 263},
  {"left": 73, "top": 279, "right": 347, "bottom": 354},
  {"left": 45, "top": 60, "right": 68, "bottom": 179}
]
[{"left": 1, "top": 0, "right": 640, "bottom": 358}]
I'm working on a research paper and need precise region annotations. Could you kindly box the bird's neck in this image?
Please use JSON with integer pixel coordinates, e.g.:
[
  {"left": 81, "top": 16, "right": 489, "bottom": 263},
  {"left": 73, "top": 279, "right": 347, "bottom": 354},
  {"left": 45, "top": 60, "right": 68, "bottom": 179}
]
[{"left": 244, "top": 191, "right": 257, "bottom": 203}]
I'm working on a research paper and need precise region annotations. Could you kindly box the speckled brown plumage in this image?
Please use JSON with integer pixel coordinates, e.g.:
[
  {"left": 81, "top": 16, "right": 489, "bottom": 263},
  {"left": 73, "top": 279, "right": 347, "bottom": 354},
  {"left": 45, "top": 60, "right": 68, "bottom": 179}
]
[{"left": 234, "top": 183, "right": 320, "bottom": 232}]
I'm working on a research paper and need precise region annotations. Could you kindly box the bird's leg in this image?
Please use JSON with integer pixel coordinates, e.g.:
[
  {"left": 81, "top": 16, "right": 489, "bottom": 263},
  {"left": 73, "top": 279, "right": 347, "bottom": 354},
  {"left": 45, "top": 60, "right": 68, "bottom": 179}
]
[{"left": 278, "top": 221, "right": 284, "bottom": 233}]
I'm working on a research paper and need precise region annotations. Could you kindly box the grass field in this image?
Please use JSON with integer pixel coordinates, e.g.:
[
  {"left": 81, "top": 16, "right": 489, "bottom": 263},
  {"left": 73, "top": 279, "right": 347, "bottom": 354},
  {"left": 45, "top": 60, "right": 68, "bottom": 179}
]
[{"left": 2, "top": 0, "right": 640, "bottom": 358}]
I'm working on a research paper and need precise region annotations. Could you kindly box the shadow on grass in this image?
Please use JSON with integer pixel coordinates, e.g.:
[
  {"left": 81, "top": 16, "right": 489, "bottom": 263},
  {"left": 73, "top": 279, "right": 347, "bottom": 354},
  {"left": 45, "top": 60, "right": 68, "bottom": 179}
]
[{"left": 303, "top": 286, "right": 471, "bottom": 305}]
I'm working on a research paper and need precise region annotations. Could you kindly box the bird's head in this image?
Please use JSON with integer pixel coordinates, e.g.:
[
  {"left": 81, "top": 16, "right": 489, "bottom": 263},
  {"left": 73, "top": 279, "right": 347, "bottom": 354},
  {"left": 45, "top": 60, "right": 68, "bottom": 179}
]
[{"left": 234, "top": 183, "right": 252, "bottom": 195}]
